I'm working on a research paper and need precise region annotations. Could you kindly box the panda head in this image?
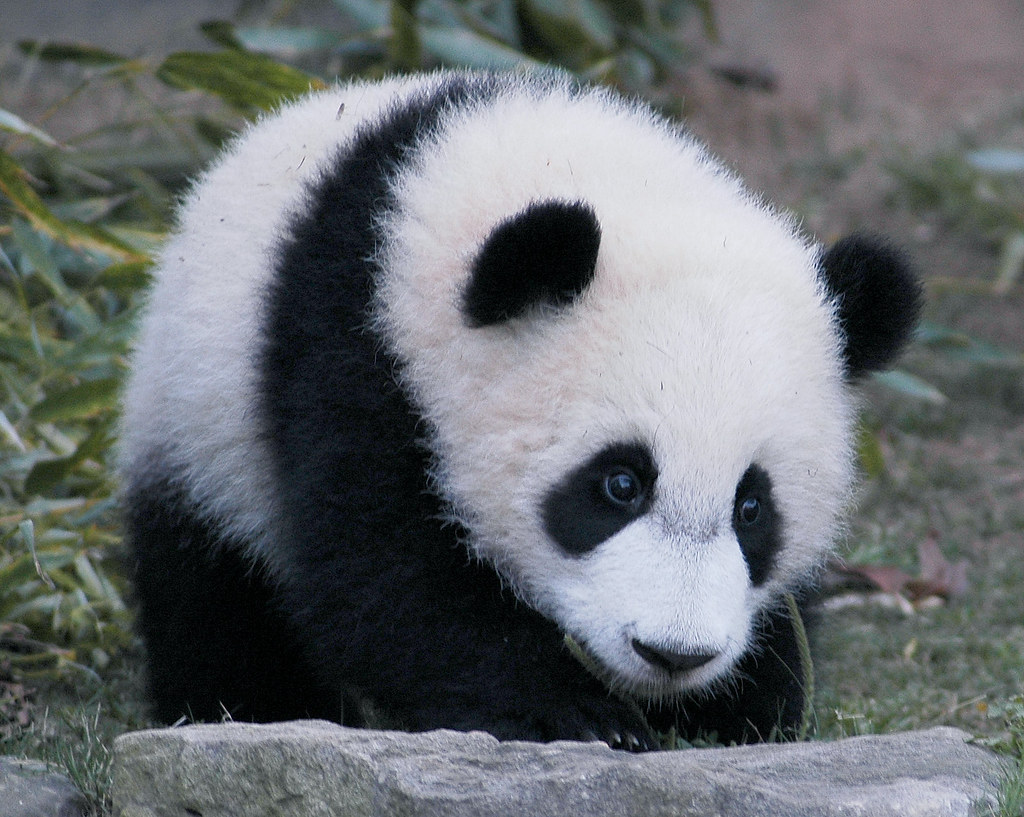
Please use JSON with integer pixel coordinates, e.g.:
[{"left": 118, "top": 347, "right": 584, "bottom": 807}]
[{"left": 375, "top": 85, "right": 921, "bottom": 702}]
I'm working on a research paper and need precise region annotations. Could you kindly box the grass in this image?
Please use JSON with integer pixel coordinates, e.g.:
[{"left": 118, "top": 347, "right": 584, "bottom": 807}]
[
  {"left": 1, "top": 9, "right": 1023, "bottom": 815},
  {"left": 813, "top": 346, "right": 1024, "bottom": 735}
]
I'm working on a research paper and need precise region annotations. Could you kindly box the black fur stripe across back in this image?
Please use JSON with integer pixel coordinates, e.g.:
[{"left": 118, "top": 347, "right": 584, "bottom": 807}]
[{"left": 260, "top": 73, "right": 501, "bottom": 526}]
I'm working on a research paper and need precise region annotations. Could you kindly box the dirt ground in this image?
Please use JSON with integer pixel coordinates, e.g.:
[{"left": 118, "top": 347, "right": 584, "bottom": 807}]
[
  {"left": 681, "top": 0, "right": 1023, "bottom": 301},
  {"left": 6, "top": 0, "right": 1021, "bottom": 338},
  {"left": 4, "top": 0, "right": 1021, "bottom": 280}
]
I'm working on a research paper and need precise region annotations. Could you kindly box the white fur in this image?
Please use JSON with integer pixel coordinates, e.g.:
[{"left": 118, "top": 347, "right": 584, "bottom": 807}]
[
  {"left": 375, "top": 74, "right": 855, "bottom": 697},
  {"left": 122, "top": 71, "right": 856, "bottom": 698},
  {"left": 120, "top": 74, "right": 444, "bottom": 568}
]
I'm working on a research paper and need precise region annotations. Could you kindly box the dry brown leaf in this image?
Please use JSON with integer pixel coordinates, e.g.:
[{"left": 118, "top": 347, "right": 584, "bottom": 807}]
[{"left": 824, "top": 536, "right": 970, "bottom": 607}]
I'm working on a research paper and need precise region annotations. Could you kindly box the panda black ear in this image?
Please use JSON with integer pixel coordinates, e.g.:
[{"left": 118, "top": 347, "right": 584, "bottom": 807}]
[
  {"left": 462, "top": 200, "right": 601, "bottom": 328},
  {"left": 819, "top": 233, "right": 923, "bottom": 380}
]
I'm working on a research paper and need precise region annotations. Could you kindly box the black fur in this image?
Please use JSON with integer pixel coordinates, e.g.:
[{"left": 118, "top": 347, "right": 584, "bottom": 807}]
[
  {"left": 126, "top": 477, "right": 339, "bottom": 724},
  {"left": 463, "top": 200, "right": 601, "bottom": 327},
  {"left": 249, "top": 74, "right": 656, "bottom": 747},
  {"left": 819, "top": 234, "right": 923, "bottom": 378},
  {"left": 542, "top": 441, "right": 657, "bottom": 556},
  {"left": 732, "top": 464, "right": 781, "bottom": 587},
  {"left": 127, "top": 74, "right": 657, "bottom": 747},
  {"left": 649, "top": 596, "right": 811, "bottom": 744}
]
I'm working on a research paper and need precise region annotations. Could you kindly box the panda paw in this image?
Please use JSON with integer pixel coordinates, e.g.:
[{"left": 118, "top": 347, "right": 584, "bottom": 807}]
[{"left": 544, "top": 694, "right": 659, "bottom": 752}]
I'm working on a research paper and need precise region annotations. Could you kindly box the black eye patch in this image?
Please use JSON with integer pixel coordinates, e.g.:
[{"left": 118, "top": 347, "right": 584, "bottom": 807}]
[
  {"left": 732, "top": 464, "right": 782, "bottom": 586},
  {"left": 542, "top": 442, "right": 657, "bottom": 557}
]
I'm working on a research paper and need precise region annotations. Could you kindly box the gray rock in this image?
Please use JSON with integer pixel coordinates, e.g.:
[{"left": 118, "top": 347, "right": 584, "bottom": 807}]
[
  {"left": 111, "top": 721, "right": 1006, "bottom": 817},
  {"left": 1, "top": 756, "right": 87, "bottom": 817}
]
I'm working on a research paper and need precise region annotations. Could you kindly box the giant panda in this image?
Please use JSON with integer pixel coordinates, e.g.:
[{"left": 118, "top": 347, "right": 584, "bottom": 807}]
[{"left": 119, "top": 69, "right": 921, "bottom": 750}]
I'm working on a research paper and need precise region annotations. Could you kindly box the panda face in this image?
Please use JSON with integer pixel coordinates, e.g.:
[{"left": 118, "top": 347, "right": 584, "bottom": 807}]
[
  {"left": 374, "top": 78, "right": 856, "bottom": 700},
  {"left": 538, "top": 445, "right": 786, "bottom": 698}
]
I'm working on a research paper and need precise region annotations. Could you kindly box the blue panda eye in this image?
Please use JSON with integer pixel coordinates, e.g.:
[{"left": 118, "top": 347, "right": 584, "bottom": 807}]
[
  {"left": 604, "top": 469, "right": 641, "bottom": 507},
  {"left": 737, "top": 496, "right": 761, "bottom": 526}
]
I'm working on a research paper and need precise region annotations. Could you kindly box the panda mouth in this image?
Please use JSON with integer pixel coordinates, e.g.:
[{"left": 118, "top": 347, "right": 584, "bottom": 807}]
[
  {"left": 564, "top": 632, "right": 720, "bottom": 696},
  {"left": 564, "top": 630, "right": 734, "bottom": 704}
]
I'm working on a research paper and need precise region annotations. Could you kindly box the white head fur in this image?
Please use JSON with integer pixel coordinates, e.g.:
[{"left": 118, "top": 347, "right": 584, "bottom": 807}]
[{"left": 122, "top": 71, "right": 864, "bottom": 702}]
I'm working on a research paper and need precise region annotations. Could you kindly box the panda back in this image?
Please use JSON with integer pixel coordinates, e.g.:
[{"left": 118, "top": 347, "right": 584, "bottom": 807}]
[{"left": 118, "top": 74, "right": 444, "bottom": 563}]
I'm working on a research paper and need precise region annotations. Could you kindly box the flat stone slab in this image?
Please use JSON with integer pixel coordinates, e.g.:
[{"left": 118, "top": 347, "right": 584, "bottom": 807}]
[
  {"left": 112, "top": 721, "right": 1006, "bottom": 817},
  {"left": 0, "top": 756, "right": 87, "bottom": 817}
]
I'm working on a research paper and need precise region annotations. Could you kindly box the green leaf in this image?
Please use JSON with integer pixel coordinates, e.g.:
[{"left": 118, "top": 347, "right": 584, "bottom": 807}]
[
  {"left": 965, "top": 148, "right": 1024, "bottom": 175},
  {"left": 690, "top": 0, "right": 720, "bottom": 40},
  {"left": 0, "top": 108, "right": 60, "bottom": 147},
  {"left": 420, "top": 26, "right": 537, "bottom": 69},
  {"left": 51, "top": 194, "right": 133, "bottom": 225},
  {"left": 917, "top": 321, "right": 1024, "bottom": 366},
  {"left": 95, "top": 260, "right": 153, "bottom": 292},
  {"left": 390, "top": 0, "right": 423, "bottom": 70},
  {"left": 17, "top": 41, "right": 130, "bottom": 67},
  {"left": 199, "top": 20, "right": 246, "bottom": 50},
  {"left": 603, "top": 0, "right": 645, "bottom": 26},
  {"left": 454, "top": 0, "right": 521, "bottom": 46},
  {"left": 73, "top": 552, "right": 125, "bottom": 609},
  {"left": 156, "top": 50, "right": 326, "bottom": 111},
  {"left": 233, "top": 25, "right": 347, "bottom": 55},
  {"left": 24, "top": 422, "right": 113, "bottom": 496},
  {"left": 872, "top": 369, "right": 948, "bottom": 405},
  {"left": 10, "top": 218, "right": 73, "bottom": 303},
  {"left": 518, "top": 0, "right": 617, "bottom": 55},
  {"left": 330, "top": 0, "right": 390, "bottom": 29},
  {"left": 0, "top": 552, "right": 53, "bottom": 595},
  {"left": 0, "top": 149, "right": 148, "bottom": 262},
  {"left": 994, "top": 231, "right": 1024, "bottom": 296},
  {"left": 0, "top": 409, "right": 26, "bottom": 453},
  {"left": 30, "top": 378, "right": 120, "bottom": 424},
  {"left": 856, "top": 423, "right": 887, "bottom": 480}
]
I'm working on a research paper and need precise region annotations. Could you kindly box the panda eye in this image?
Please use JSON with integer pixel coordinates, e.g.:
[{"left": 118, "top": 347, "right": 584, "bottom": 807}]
[
  {"left": 736, "top": 495, "right": 761, "bottom": 526},
  {"left": 603, "top": 468, "right": 642, "bottom": 507}
]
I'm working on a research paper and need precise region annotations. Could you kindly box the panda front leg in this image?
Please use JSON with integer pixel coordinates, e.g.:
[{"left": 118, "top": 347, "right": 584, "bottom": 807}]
[{"left": 270, "top": 543, "right": 659, "bottom": 751}]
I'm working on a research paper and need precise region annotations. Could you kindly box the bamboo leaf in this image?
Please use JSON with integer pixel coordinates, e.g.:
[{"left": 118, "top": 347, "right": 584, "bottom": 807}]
[
  {"left": 856, "top": 423, "right": 887, "bottom": 480},
  {"left": 0, "top": 149, "right": 148, "bottom": 262},
  {"left": 156, "top": 51, "right": 326, "bottom": 111},
  {"left": 73, "top": 552, "right": 126, "bottom": 610},
  {"left": 199, "top": 20, "right": 246, "bottom": 50},
  {"left": 390, "top": 0, "right": 423, "bottom": 70},
  {"left": 690, "top": 0, "right": 719, "bottom": 40},
  {"left": 994, "top": 231, "right": 1024, "bottom": 296},
  {"left": 23, "top": 426, "right": 110, "bottom": 496},
  {"left": 95, "top": 260, "right": 153, "bottom": 292},
  {"left": 872, "top": 369, "right": 948, "bottom": 405},
  {"left": 30, "top": 378, "right": 120, "bottom": 424},
  {"left": 965, "top": 148, "right": 1024, "bottom": 174},
  {"left": 917, "top": 321, "right": 1024, "bottom": 366},
  {"left": 10, "top": 218, "right": 73, "bottom": 303},
  {"left": 420, "top": 26, "right": 537, "bottom": 70},
  {"left": 330, "top": 0, "right": 390, "bottom": 29},
  {"left": 17, "top": 41, "right": 130, "bottom": 67},
  {"left": 0, "top": 108, "right": 60, "bottom": 147},
  {"left": 518, "top": 0, "right": 616, "bottom": 54},
  {"left": 233, "top": 25, "right": 347, "bottom": 55}
]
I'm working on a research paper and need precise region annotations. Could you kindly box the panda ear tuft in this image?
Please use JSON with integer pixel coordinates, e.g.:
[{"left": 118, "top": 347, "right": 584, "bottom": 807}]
[
  {"left": 463, "top": 200, "right": 601, "bottom": 328},
  {"left": 819, "top": 233, "right": 923, "bottom": 379}
]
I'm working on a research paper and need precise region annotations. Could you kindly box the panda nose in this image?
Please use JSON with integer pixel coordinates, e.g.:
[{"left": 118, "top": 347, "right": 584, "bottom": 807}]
[{"left": 631, "top": 639, "right": 718, "bottom": 674}]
